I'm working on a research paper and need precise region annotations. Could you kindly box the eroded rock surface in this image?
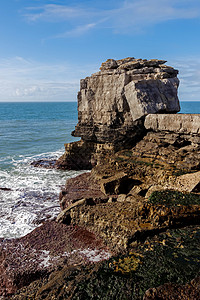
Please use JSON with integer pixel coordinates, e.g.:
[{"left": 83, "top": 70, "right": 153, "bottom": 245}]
[
  {"left": 57, "top": 120, "right": 200, "bottom": 253},
  {"left": 145, "top": 113, "right": 200, "bottom": 134},
  {"left": 73, "top": 58, "right": 180, "bottom": 143},
  {"left": 0, "top": 221, "right": 110, "bottom": 297},
  {"left": 56, "top": 57, "right": 180, "bottom": 170},
  {"left": 143, "top": 277, "right": 200, "bottom": 300}
]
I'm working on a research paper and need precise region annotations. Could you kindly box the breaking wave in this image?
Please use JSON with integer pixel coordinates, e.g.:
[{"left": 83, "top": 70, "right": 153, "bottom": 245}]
[{"left": 0, "top": 149, "right": 84, "bottom": 239}]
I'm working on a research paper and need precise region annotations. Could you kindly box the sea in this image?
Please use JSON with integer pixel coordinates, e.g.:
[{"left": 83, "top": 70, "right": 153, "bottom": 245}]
[{"left": 0, "top": 101, "right": 200, "bottom": 239}]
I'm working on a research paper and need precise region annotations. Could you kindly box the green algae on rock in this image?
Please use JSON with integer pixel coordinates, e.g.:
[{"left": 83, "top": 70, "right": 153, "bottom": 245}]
[
  {"left": 148, "top": 190, "right": 200, "bottom": 207},
  {"left": 10, "top": 226, "right": 200, "bottom": 300}
]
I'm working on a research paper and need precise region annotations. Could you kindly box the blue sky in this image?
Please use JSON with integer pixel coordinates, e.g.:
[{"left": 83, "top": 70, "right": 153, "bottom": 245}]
[{"left": 0, "top": 0, "right": 200, "bottom": 101}]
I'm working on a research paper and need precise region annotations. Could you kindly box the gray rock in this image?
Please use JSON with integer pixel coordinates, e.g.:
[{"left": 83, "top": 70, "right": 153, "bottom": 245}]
[
  {"left": 124, "top": 78, "right": 180, "bottom": 121},
  {"left": 100, "top": 59, "right": 118, "bottom": 70},
  {"left": 57, "top": 57, "right": 182, "bottom": 170},
  {"left": 145, "top": 114, "right": 200, "bottom": 134},
  {"left": 73, "top": 57, "right": 180, "bottom": 143}
]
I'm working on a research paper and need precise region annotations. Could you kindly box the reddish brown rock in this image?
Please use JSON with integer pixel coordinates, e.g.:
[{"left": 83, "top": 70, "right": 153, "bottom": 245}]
[
  {"left": 0, "top": 221, "right": 110, "bottom": 297},
  {"left": 59, "top": 172, "right": 108, "bottom": 210},
  {"left": 143, "top": 276, "right": 200, "bottom": 300},
  {"left": 31, "top": 159, "right": 57, "bottom": 169}
]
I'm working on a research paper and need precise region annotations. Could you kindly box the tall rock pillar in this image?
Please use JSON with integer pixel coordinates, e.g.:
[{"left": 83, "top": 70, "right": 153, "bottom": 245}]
[{"left": 56, "top": 57, "right": 180, "bottom": 170}]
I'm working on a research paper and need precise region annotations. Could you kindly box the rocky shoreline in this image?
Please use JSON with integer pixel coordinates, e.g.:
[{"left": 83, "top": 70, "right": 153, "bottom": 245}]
[{"left": 0, "top": 58, "right": 200, "bottom": 299}]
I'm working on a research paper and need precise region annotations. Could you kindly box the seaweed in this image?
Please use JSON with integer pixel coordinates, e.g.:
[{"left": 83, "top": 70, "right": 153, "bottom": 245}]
[
  {"left": 70, "top": 226, "right": 200, "bottom": 300},
  {"left": 148, "top": 190, "right": 200, "bottom": 207}
]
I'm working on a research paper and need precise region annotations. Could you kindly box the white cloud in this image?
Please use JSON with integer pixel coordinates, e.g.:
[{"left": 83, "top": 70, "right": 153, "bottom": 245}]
[
  {"left": 109, "top": 0, "right": 200, "bottom": 33},
  {"left": 24, "top": 4, "right": 90, "bottom": 22},
  {"left": 23, "top": 0, "right": 200, "bottom": 35},
  {"left": 170, "top": 57, "right": 200, "bottom": 101},
  {"left": 0, "top": 56, "right": 199, "bottom": 102},
  {"left": 55, "top": 23, "right": 96, "bottom": 38},
  {"left": 0, "top": 57, "right": 97, "bottom": 101}
]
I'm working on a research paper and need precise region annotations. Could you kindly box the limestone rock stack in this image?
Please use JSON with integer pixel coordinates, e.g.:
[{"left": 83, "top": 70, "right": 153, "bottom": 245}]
[
  {"left": 56, "top": 57, "right": 180, "bottom": 170},
  {"left": 73, "top": 57, "right": 180, "bottom": 143}
]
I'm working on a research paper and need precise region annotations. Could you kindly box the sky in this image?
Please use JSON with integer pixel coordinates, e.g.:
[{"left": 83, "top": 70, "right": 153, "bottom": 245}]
[{"left": 0, "top": 0, "right": 200, "bottom": 102}]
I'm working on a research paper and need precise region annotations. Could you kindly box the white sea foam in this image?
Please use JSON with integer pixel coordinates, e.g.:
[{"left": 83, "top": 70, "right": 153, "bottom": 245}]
[
  {"left": 37, "top": 247, "right": 111, "bottom": 268},
  {"left": 39, "top": 250, "right": 51, "bottom": 268},
  {"left": 79, "top": 248, "right": 111, "bottom": 262},
  {"left": 61, "top": 248, "right": 111, "bottom": 262},
  {"left": 0, "top": 149, "right": 85, "bottom": 239}
]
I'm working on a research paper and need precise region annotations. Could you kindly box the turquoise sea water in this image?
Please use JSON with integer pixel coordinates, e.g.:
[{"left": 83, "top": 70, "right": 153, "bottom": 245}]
[
  {"left": 0, "top": 101, "right": 199, "bottom": 238},
  {"left": 0, "top": 102, "right": 83, "bottom": 238},
  {"left": 179, "top": 101, "right": 200, "bottom": 114}
]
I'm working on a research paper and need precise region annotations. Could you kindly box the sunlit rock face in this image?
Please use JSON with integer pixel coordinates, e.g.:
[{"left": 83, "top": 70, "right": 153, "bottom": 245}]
[
  {"left": 72, "top": 57, "right": 180, "bottom": 144},
  {"left": 56, "top": 57, "right": 180, "bottom": 170}
]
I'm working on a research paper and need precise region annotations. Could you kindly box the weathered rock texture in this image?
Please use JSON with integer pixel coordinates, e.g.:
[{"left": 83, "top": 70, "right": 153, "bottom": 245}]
[
  {"left": 56, "top": 57, "right": 180, "bottom": 169},
  {"left": 145, "top": 113, "right": 200, "bottom": 134},
  {"left": 73, "top": 57, "right": 180, "bottom": 143},
  {"left": 0, "top": 221, "right": 110, "bottom": 297},
  {"left": 143, "top": 277, "right": 200, "bottom": 300},
  {"left": 56, "top": 140, "right": 116, "bottom": 170},
  {"left": 9, "top": 225, "right": 200, "bottom": 299},
  {"left": 57, "top": 109, "right": 200, "bottom": 253}
]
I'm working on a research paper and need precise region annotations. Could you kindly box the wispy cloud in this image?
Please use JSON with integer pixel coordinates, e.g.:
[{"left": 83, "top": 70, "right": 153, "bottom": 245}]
[
  {"left": 109, "top": 0, "right": 200, "bottom": 33},
  {"left": 0, "top": 57, "right": 97, "bottom": 101},
  {"left": 55, "top": 23, "right": 96, "bottom": 38},
  {"left": 0, "top": 56, "right": 200, "bottom": 102},
  {"left": 170, "top": 57, "right": 200, "bottom": 101},
  {"left": 24, "top": 4, "right": 90, "bottom": 22},
  {"left": 23, "top": 0, "right": 200, "bottom": 36}
]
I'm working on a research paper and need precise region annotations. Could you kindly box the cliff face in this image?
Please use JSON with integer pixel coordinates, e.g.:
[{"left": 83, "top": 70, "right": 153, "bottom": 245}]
[
  {"left": 73, "top": 57, "right": 180, "bottom": 144},
  {"left": 56, "top": 57, "right": 180, "bottom": 170}
]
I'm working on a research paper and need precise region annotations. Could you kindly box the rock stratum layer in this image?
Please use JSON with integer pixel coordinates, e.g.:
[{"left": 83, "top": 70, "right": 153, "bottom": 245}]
[{"left": 145, "top": 113, "right": 200, "bottom": 134}]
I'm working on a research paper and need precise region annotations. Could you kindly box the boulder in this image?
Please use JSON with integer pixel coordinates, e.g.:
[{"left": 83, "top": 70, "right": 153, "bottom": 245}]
[
  {"left": 170, "top": 171, "right": 200, "bottom": 193},
  {"left": 177, "top": 171, "right": 200, "bottom": 193}
]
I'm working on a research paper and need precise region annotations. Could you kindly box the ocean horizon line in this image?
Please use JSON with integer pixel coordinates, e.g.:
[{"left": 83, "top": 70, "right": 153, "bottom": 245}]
[
  {"left": 0, "top": 100, "right": 200, "bottom": 103},
  {"left": 0, "top": 100, "right": 77, "bottom": 103}
]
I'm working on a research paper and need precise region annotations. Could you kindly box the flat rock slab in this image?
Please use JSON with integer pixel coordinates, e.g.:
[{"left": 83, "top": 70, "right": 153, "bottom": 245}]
[
  {"left": 175, "top": 171, "right": 200, "bottom": 193},
  {"left": 0, "top": 221, "right": 110, "bottom": 297},
  {"left": 145, "top": 114, "right": 200, "bottom": 134},
  {"left": 60, "top": 172, "right": 108, "bottom": 210}
]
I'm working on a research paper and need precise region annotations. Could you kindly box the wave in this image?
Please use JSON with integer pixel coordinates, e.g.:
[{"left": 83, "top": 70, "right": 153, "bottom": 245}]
[{"left": 0, "top": 149, "right": 85, "bottom": 239}]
